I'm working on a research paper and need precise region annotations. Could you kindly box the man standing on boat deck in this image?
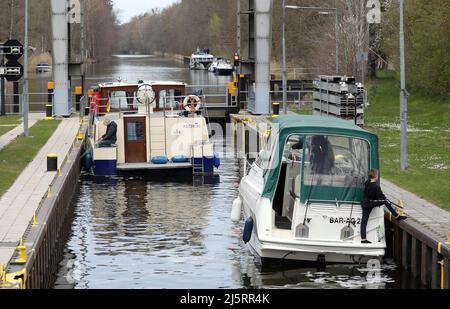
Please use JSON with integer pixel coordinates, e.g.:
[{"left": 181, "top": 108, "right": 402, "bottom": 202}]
[
  {"left": 361, "top": 169, "right": 407, "bottom": 244},
  {"left": 98, "top": 118, "right": 117, "bottom": 148}
]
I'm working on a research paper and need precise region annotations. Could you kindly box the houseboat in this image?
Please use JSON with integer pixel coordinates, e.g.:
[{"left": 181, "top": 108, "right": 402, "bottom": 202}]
[
  {"left": 190, "top": 49, "right": 214, "bottom": 70},
  {"left": 85, "top": 80, "right": 220, "bottom": 176},
  {"left": 232, "top": 115, "right": 385, "bottom": 264}
]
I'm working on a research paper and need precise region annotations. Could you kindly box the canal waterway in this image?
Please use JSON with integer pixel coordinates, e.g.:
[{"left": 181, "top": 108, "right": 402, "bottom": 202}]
[{"left": 52, "top": 56, "right": 423, "bottom": 289}]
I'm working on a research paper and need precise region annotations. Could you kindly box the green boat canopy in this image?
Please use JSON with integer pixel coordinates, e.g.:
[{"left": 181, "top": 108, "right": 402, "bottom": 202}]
[{"left": 261, "top": 115, "right": 380, "bottom": 203}]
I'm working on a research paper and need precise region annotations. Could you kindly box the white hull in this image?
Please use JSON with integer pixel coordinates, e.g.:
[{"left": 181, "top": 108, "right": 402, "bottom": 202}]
[
  {"left": 247, "top": 232, "right": 384, "bottom": 264},
  {"left": 190, "top": 62, "right": 212, "bottom": 70}
]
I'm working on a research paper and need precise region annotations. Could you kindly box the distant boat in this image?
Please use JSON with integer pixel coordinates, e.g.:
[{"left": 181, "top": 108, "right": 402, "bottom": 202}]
[
  {"left": 208, "top": 58, "right": 220, "bottom": 73},
  {"left": 112, "top": 54, "right": 154, "bottom": 59},
  {"left": 214, "top": 59, "right": 234, "bottom": 76},
  {"left": 35, "top": 62, "right": 52, "bottom": 73},
  {"left": 190, "top": 49, "right": 214, "bottom": 70}
]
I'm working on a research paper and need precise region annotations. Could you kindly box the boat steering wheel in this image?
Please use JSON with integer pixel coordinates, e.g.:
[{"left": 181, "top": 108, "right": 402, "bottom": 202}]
[{"left": 137, "top": 83, "right": 156, "bottom": 105}]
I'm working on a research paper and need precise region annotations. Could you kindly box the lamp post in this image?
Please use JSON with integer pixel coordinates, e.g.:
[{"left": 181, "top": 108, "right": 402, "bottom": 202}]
[
  {"left": 282, "top": 0, "right": 287, "bottom": 114},
  {"left": 317, "top": 10, "right": 339, "bottom": 76},
  {"left": 282, "top": 5, "right": 339, "bottom": 114},
  {"left": 399, "top": 0, "right": 408, "bottom": 170},
  {"left": 23, "top": 0, "right": 29, "bottom": 136}
]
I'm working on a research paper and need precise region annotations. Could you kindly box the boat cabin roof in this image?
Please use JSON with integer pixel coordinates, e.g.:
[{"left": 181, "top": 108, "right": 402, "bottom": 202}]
[
  {"left": 261, "top": 115, "right": 380, "bottom": 202},
  {"left": 272, "top": 115, "right": 377, "bottom": 144},
  {"left": 98, "top": 81, "right": 186, "bottom": 89},
  {"left": 92, "top": 81, "right": 187, "bottom": 113}
]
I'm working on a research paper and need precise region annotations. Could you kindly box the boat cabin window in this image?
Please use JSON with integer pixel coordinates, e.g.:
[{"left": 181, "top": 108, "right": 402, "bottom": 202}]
[
  {"left": 256, "top": 149, "right": 271, "bottom": 170},
  {"left": 108, "top": 91, "right": 138, "bottom": 110},
  {"left": 109, "top": 91, "right": 130, "bottom": 109},
  {"left": 127, "top": 121, "right": 145, "bottom": 141},
  {"left": 302, "top": 135, "right": 370, "bottom": 202},
  {"left": 159, "top": 89, "right": 182, "bottom": 110},
  {"left": 256, "top": 133, "right": 276, "bottom": 170},
  {"left": 283, "top": 135, "right": 304, "bottom": 163}
]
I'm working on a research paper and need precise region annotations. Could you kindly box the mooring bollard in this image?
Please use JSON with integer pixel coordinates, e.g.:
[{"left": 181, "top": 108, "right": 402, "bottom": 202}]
[
  {"left": 47, "top": 154, "right": 58, "bottom": 172},
  {"left": 46, "top": 82, "right": 54, "bottom": 120},
  {"left": 272, "top": 102, "right": 280, "bottom": 117},
  {"left": 1, "top": 268, "right": 6, "bottom": 288},
  {"left": 15, "top": 239, "right": 27, "bottom": 265},
  {"left": 45, "top": 104, "right": 53, "bottom": 120},
  {"left": 75, "top": 86, "right": 83, "bottom": 112},
  {"left": 85, "top": 88, "right": 93, "bottom": 116}
]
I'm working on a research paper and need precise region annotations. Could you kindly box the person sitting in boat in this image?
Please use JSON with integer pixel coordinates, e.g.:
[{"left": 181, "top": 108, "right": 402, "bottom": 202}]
[
  {"left": 310, "top": 135, "right": 334, "bottom": 174},
  {"left": 361, "top": 169, "right": 407, "bottom": 244},
  {"left": 97, "top": 118, "right": 117, "bottom": 148}
]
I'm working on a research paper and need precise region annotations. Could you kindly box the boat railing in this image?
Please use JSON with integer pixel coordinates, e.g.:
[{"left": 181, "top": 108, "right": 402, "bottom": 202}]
[
  {"left": 305, "top": 199, "right": 362, "bottom": 207},
  {"left": 90, "top": 95, "right": 216, "bottom": 116}
]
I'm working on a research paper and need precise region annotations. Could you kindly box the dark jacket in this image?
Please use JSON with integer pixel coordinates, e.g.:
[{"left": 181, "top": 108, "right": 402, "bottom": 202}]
[
  {"left": 311, "top": 137, "right": 335, "bottom": 174},
  {"left": 362, "top": 180, "right": 386, "bottom": 208},
  {"left": 102, "top": 121, "right": 117, "bottom": 143}
]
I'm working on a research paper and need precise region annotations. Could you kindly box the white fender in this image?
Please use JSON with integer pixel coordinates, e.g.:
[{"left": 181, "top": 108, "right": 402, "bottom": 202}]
[{"left": 231, "top": 196, "right": 242, "bottom": 222}]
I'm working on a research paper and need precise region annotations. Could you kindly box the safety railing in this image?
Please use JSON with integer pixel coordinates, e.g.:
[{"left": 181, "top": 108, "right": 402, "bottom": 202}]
[
  {"left": 270, "top": 67, "right": 320, "bottom": 80},
  {"left": 238, "top": 90, "right": 314, "bottom": 113},
  {"left": 0, "top": 92, "right": 84, "bottom": 116},
  {"left": 1, "top": 88, "right": 313, "bottom": 116},
  {"left": 87, "top": 92, "right": 234, "bottom": 116}
]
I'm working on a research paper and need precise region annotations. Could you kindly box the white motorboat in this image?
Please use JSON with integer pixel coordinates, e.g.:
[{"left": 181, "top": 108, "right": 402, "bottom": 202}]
[
  {"left": 208, "top": 58, "right": 220, "bottom": 73},
  {"left": 214, "top": 59, "right": 234, "bottom": 76},
  {"left": 232, "top": 115, "right": 385, "bottom": 264}
]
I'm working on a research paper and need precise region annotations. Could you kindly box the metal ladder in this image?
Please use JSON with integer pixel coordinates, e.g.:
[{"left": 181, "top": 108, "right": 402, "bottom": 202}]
[{"left": 192, "top": 143, "right": 204, "bottom": 175}]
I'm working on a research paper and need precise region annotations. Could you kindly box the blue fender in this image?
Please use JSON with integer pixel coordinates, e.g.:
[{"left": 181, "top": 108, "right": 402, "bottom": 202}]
[
  {"left": 213, "top": 153, "right": 221, "bottom": 168},
  {"left": 151, "top": 156, "right": 169, "bottom": 164},
  {"left": 172, "top": 155, "right": 189, "bottom": 163},
  {"left": 243, "top": 217, "right": 254, "bottom": 244},
  {"left": 83, "top": 150, "right": 93, "bottom": 170}
]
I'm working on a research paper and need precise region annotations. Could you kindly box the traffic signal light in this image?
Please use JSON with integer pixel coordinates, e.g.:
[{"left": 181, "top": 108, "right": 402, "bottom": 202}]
[{"left": 233, "top": 53, "right": 240, "bottom": 67}]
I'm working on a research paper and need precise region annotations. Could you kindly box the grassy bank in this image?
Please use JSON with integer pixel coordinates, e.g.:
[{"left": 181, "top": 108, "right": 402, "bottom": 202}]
[
  {"left": 366, "top": 71, "right": 450, "bottom": 210},
  {"left": 0, "top": 116, "right": 22, "bottom": 136},
  {"left": 0, "top": 119, "right": 60, "bottom": 197}
]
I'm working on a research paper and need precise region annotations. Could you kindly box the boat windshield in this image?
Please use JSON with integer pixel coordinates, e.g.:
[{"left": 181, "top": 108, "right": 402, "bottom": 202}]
[
  {"left": 257, "top": 127, "right": 279, "bottom": 171},
  {"left": 301, "top": 135, "right": 369, "bottom": 203}
]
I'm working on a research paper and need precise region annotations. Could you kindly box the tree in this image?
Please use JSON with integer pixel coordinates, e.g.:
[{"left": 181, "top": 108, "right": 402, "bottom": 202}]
[{"left": 383, "top": 0, "right": 450, "bottom": 95}]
